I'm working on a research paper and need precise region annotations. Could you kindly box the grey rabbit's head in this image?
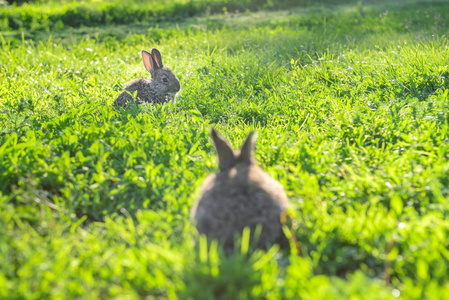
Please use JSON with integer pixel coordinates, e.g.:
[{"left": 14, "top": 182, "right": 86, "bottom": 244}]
[
  {"left": 113, "top": 48, "right": 181, "bottom": 107},
  {"left": 142, "top": 49, "right": 181, "bottom": 103}
]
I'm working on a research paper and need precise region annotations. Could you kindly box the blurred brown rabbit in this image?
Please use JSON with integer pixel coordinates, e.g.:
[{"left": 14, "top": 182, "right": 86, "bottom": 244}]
[
  {"left": 191, "top": 129, "right": 290, "bottom": 252},
  {"left": 114, "top": 48, "right": 180, "bottom": 107}
]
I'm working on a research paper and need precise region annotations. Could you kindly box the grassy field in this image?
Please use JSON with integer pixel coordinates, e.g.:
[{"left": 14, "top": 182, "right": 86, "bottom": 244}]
[{"left": 1, "top": 0, "right": 449, "bottom": 298}]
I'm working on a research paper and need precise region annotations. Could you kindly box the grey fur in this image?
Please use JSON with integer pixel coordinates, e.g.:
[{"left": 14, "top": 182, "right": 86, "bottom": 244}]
[
  {"left": 191, "top": 129, "right": 290, "bottom": 252},
  {"left": 114, "top": 49, "right": 181, "bottom": 108}
]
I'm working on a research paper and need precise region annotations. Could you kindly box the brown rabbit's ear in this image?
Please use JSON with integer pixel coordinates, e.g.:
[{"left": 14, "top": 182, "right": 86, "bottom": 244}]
[
  {"left": 141, "top": 50, "right": 157, "bottom": 76},
  {"left": 239, "top": 131, "right": 256, "bottom": 163},
  {"left": 211, "top": 128, "right": 235, "bottom": 171},
  {"left": 151, "top": 48, "right": 164, "bottom": 68}
]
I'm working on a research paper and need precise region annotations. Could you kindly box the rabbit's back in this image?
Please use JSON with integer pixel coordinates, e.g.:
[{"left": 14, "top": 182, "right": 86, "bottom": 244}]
[
  {"left": 194, "top": 164, "right": 288, "bottom": 249},
  {"left": 114, "top": 78, "right": 168, "bottom": 107}
]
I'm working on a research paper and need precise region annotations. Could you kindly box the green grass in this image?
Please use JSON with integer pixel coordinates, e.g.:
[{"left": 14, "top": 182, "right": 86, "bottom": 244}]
[
  {"left": 1, "top": 0, "right": 449, "bottom": 298},
  {"left": 0, "top": 0, "right": 332, "bottom": 31}
]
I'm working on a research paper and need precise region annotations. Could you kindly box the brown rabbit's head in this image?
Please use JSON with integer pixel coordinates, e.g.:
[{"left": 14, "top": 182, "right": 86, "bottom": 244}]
[
  {"left": 211, "top": 128, "right": 256, "bottom": 173},
  {"left": 191, "top": 129, "right": 290, "bottom": 252},
  {"left": 141, "top": 49, "right": 181, "bottom": 104}
]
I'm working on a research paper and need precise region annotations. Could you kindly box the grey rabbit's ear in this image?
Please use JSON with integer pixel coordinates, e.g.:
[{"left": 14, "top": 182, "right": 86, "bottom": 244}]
[
  {"left": 239, "top": 131, "right": 256, "bottom": 163},
  {"left": 141, "top": 50, "right": 158, "bottom": 76},
  {"left": 211, "top": 128, "right": 235, "bottom": 171},
  {"left": 151, "top": 48, "right": 164, "bottom": 68}
]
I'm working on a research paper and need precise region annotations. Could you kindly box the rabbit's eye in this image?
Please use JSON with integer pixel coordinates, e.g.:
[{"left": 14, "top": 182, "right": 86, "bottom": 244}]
[{"left": 162, "top": 77, "right": 169, "bottom": 83}]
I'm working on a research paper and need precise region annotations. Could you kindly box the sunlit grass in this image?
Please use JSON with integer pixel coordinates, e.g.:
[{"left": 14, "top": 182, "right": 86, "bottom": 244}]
[{"left": 1, "top": 0, "right": 449, "bottom": 298}]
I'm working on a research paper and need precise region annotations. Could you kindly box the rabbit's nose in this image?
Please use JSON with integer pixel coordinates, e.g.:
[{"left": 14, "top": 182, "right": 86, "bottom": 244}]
[
  {"left": 172, "top": 78, "right": 181, "bottom": 92},
  {"left": 175, "top": 80, "right": 181, "bottom": 92}
]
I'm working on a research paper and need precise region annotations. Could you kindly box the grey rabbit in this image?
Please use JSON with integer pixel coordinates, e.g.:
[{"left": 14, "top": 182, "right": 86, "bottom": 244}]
[
  {"left": 114, "top": 48, "right": 181, "bottom": 107},
  {"left": 191, "top": 129, "right": 290, "bottom": 252}
]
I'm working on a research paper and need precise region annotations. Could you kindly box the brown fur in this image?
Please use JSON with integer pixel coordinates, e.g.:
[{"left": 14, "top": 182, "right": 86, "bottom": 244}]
[
  {"left": 191, "top": 129, "right": 290, "bottom": 252},
  {"left": 114, "top": 49, "right": 180, "bottom": 107}
]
